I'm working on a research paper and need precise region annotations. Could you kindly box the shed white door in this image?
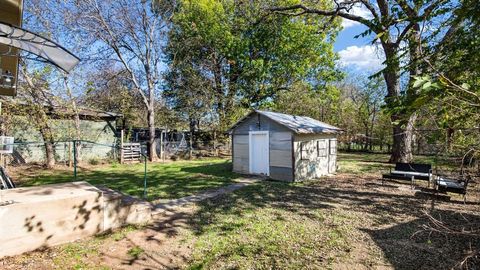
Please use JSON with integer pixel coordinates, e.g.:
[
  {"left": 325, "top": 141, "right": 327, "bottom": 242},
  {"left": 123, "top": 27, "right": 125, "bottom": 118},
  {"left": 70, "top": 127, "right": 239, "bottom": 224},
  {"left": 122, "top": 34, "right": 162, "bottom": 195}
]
[{"left": 249, "top": 131, "right": 269, "bottom": 176}]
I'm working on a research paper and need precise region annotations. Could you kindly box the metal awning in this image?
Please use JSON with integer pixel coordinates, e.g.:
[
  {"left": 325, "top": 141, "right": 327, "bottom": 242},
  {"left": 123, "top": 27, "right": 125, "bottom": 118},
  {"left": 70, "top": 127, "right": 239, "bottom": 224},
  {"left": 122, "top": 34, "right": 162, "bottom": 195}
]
[{"left": 0, "top": 21, "right": 80, "bottom": 73}]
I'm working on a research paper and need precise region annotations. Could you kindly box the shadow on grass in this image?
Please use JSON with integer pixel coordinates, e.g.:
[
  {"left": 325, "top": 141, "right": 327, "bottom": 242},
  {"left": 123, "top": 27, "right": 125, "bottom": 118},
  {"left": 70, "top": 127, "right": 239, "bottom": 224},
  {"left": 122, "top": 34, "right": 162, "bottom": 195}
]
[
  {"left": 187, "top": 178, "right": 480, "bottom": 269},
  {"left": 364, "top": 209, "right": 480, "bottom": 269}
]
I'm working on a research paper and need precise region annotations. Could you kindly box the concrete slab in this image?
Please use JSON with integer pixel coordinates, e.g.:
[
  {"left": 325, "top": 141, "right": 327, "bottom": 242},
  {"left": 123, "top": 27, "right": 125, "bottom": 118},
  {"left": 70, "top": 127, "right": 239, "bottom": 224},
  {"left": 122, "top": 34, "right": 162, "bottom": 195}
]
[
  {"left": 0, "top": 182, "right": 104, "bottom": 258},
  {"left": 0, "top": 181, "right": 102, "bottom": 204},
  {"left": 0, "top": 182, "right": 153, "bottom": 258},
  {"left": 98, "top": 186, "right": 153, "bottom": 230}
]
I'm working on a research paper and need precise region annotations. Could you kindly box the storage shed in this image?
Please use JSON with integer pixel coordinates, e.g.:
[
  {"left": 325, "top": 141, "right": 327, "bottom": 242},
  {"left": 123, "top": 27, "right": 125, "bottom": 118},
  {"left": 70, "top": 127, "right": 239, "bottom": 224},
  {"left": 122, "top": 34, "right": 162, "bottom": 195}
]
[{"left": 228, "top": 110, "right": 342, "bottom": 181}]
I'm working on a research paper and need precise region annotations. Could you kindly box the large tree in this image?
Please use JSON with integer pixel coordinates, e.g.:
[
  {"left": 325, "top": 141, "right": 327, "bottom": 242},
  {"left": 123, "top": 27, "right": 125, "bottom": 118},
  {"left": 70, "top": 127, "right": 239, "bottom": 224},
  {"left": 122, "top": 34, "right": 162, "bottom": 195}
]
[
  {"left": 17, "top": 65, "right": 57, "bottom": 168},
  {"left": 82, "top": 67, "right": 146, "bottom": 129},
  {"left": 57, "top": 0, "right": 172, "bottom": 161},
  {"left": 409, "top": 0, "right": 480, "bottom": 160},
  {"left": 269, "top": 0, "right": 454, "bottom": 163},
  {"left": 166, "top": 0, "right": 341, "bottom": 131}
]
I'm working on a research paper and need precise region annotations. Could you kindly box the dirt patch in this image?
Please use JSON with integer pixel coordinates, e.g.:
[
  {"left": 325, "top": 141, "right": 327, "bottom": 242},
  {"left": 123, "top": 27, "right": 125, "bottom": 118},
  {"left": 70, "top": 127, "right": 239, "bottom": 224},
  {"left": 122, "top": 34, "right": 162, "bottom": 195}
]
[{"left": 99, "top": 207, "right": 194, "bottom": 270}]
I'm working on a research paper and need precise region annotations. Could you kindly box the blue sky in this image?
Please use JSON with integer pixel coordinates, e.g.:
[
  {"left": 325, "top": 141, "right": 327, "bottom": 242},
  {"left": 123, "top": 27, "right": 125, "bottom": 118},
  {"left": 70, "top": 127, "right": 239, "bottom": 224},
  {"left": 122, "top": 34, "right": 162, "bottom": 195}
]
[
  {"left": 333, "top": 17, "right": 384, "bottom": 74},
  {"left": 334, "top": 24, "right": 370, "bottom": 51}
]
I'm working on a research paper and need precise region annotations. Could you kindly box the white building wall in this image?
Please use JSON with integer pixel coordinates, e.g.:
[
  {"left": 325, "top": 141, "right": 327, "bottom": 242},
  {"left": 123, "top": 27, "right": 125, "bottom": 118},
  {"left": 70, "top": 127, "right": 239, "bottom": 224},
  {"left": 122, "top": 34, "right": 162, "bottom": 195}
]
[{"left": 294, "top": 133, "right": 337, "bottom": 181}]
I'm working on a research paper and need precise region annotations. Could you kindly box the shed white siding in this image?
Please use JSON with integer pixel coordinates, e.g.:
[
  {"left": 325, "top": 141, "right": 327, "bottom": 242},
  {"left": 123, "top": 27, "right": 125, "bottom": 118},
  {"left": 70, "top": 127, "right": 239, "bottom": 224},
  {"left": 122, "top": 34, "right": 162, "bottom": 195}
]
[
  {"left": 293, "top": 133, "right": 337, "bottom": 181},
  {"left": 230, "top": 111, "right": 339, "bottom": 182},
  {"left": 231, "top": 113, "right": 294, "bottom": 181},
  {"left": 233, "top": 135, "right": 249, "bottom": 173}
]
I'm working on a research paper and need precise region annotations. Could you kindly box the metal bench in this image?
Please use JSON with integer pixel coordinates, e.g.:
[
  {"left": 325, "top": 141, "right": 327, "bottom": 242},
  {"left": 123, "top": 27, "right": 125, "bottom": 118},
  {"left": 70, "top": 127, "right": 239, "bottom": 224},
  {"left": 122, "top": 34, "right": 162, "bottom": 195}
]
[
  {"left": 435, "top": 175, "right": 470, "bottom": 203},
  {"left": 382, "top": 163, "right": 432, "bottom": 188}
]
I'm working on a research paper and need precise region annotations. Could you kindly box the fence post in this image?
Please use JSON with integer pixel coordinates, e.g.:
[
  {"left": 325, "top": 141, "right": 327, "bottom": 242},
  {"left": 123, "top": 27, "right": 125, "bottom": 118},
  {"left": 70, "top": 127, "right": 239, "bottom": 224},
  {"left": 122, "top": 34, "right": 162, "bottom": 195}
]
[
  {"left": 189, "top": 132, "right": 193, "bottom": 159},
  {"left": 160, "top": 130, "right": 163, "bottom": 161},
  {"left": 73, "top": 140, "right": 77, "bottom": 181},
  {"left": 143, "top": 154, "right": 147, "bottom": 199},
  {"left": 120, "top": 129, "right": 124, "bottom": 164},
  {"left": 68, "top": 141, "right": 72, "bottom": 167}
]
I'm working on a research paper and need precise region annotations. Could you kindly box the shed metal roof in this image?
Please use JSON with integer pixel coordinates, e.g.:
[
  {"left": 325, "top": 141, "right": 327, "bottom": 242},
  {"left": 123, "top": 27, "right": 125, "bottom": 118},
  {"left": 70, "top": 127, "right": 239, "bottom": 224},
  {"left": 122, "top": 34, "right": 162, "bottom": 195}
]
[{"left": 229, "top": 110, "right": 342, "bottom": 134}]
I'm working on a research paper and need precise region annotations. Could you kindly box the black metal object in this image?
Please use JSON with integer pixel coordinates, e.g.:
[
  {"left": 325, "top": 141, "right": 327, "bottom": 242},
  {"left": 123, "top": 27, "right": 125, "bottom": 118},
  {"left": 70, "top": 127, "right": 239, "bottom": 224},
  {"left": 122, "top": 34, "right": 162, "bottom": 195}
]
[
  {"left": 435, "top": 175, "right": 470, "bottom": 203},
  {"left": 382, "top": 162, "right": 433, "bottom": 188},
  {"left": 0, "top": 165, "right": 15, "bottom": 189}
]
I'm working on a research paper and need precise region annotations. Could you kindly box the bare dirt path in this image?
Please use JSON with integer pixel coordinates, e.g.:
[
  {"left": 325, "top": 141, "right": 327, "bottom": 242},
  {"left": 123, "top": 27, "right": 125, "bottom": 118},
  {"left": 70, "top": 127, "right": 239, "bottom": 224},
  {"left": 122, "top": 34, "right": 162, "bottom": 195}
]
[{"left": 152, "top": 177, "right": 261, "bottom": 210}]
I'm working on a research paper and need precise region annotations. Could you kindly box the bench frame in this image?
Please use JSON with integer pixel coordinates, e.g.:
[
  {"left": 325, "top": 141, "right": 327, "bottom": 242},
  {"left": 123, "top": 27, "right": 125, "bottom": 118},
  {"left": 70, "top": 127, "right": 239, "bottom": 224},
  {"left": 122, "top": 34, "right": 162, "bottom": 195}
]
[
  {"left": 382, "top": 163, "right": 433, "bottom": 188},
  {"left": 434, "top": 175, "right": 471, "bottom": 203}
]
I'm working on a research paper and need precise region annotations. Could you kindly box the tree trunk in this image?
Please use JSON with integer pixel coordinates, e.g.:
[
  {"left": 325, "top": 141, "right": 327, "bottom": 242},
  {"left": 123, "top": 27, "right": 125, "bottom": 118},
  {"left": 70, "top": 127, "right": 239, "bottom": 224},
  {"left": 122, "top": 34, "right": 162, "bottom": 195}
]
[
  {"left": 225, "top": 62, "right": 238, "bottom": 128},
  {"left": 39, "top": 124, "right": 55, "bottom": 168},
  {"left": 44, "top": 140, "right": 55, "bottom": 168},
  {"left": 382, "top": 42, "right": 416, "bottom": 163},
  {"left": 364, "top": 126, "right": 369, "bottom": 151},
  {"left": 72, "top": 112, "right": 81, "bottom": 162},
  {"left": 65, "top": 77, "right": 82, "bottom": 162},
  {"left": 389, "top": 26, "right": 422, "bottom": 163},
  {"left": 213, "top": 58, "right": 225, "bottom": 130},
  {"left": 446, "top": 127, "right": 454, "bottom": 153},
  {"left": 390, "top": 113, "right": 417, "bottom": 162},
  {"left": 147, "top": 106, "right": 156, "bottom": 161}
]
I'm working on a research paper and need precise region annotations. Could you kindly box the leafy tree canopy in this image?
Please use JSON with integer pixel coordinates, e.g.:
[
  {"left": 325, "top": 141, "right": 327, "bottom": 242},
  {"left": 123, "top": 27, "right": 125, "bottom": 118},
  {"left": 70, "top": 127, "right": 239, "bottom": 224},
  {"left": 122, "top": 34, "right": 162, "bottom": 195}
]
[{"left": 165, "top": 0, "right": 342, "bottom": 130}]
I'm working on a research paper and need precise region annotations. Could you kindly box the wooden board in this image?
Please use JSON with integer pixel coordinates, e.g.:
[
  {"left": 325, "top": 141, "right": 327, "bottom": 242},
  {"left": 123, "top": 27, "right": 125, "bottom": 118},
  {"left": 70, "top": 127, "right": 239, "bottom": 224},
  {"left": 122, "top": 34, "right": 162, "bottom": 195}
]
[{"left": 122, "top": 143, "right": 142, "bottom": 162}]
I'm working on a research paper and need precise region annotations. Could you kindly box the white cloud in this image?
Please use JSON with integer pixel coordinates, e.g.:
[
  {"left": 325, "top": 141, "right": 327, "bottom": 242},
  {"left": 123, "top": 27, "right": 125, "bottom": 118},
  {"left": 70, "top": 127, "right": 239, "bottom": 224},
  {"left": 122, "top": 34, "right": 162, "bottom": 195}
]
[
  {"left": 341, "top": 19, "right": 359, "bottom": 29},
  {"left": 340, "top": 3, "right": 373, "bottom": 29},
  {"left": 338, "top": 45, "right": 384, "bottom": 70}
]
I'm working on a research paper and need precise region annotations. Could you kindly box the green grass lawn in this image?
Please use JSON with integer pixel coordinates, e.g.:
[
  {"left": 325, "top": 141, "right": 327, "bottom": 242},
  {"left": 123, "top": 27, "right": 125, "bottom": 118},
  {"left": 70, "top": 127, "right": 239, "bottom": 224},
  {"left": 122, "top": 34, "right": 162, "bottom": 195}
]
[
  {"left": 15, "top": 152, "right": 458, "bottom": 201},
  {"left": 4, "top": 152, "right": 479, "bottom": 269},
  {"left": 16, "top": 158, "right": 240, "bottom": 201},
  {"left": 186, "top": 181, "right": 363, "bottom": 269},
  {"left": 337, "top": 152, "right": 458, "bottom": 175}
]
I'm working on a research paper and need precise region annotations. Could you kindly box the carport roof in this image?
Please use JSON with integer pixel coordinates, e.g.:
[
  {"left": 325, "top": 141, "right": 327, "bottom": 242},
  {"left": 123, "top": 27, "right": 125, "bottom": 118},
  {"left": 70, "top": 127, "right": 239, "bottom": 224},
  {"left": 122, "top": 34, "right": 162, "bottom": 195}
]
[{"left": 228, "top": 110, "right": 342, "bottom": 134}]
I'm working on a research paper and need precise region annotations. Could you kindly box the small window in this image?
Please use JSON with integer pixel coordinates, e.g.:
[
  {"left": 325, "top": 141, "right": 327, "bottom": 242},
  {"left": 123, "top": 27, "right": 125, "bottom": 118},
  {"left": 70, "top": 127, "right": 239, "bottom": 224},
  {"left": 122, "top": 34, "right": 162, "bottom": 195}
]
[
  {"left": 300, "top": 142, "right": 309, "bottom": 160},
  {"left": 329, "top": 139, "right": 337, "bottom": 155},
  {"left": 317, "top": 140, "right": 327, "bottom": 157},
  {"left": 301, "top": 141, "right": 318, "bottom": 160}
]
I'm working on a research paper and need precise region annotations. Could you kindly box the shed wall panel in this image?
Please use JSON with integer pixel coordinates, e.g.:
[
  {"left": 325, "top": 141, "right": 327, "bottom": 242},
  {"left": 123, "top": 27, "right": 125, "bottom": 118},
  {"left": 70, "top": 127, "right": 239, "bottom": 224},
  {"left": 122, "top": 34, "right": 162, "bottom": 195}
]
[
  {"left": 270, "top": 166, "right": 294, "bottom": 182},
  {"left": 232, "top": 134, "right": 249, "bottom": 173},
  {"left": 233, "top": 135, "right": 249, "bottom": 144},
  {"left": 233, "top": 158, "right": 249, "bottom": 173},
  {"left": 270, "top": 149, "right": 292, "bottom": 168},
  {"left": 270, "top": 131, "right": 291, "bottom": 141},
  {"left": 233, "top": 145, "right": 248, "bottom": 159}
]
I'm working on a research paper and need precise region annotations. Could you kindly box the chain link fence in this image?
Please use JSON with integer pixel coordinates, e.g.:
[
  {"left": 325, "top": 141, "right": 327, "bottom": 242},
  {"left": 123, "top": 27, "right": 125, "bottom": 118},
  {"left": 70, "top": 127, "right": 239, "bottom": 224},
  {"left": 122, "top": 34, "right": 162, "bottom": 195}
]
[
  {"left": 0, "top": 140, "right": 148, "bottom": 199},
  {"left": 159, "top": 139, "right": 231, "bottom": 160},
  {"left": 0, "top": 138, "right": 233, "bottom": 198}
]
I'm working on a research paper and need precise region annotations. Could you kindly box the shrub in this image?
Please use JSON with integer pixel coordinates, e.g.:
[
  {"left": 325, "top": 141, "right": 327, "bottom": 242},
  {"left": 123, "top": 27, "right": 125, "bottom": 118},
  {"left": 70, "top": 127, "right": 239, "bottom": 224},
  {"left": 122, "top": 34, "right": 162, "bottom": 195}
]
[
  {"left": 88, "top": 158, "right": 100, "bottom": 165},
  {"left": 127, "top": 246, "right": 144, "bottom": 258}
]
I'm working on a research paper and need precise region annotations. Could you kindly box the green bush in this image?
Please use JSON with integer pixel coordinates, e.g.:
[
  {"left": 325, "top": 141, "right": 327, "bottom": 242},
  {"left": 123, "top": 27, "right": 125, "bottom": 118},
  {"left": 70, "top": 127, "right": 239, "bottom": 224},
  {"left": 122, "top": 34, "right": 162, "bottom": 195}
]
[{"left": 88, "top": 158, "right": 100, "bottom": 165}]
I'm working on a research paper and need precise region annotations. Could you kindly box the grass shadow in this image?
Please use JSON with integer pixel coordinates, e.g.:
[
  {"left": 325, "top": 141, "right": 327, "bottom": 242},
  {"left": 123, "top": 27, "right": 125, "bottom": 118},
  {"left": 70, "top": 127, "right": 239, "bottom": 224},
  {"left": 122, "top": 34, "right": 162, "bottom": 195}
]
[
  {"left": 363, "top": 209, "right": 480, "bottom": 269},
  {"left": 185, "top": 174, "right": 480, "bottom": 269}
]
